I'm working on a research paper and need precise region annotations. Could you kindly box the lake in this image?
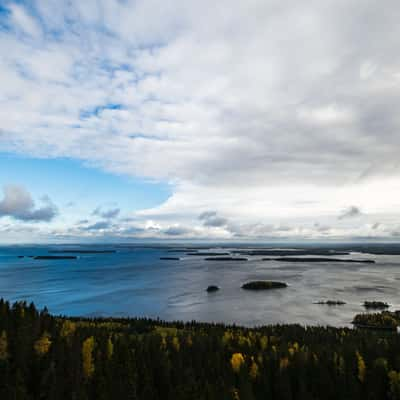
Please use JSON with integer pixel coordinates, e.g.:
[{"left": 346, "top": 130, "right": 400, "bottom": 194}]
[{"left": 0, "top": 244, "right": 399, "bottom": 327}]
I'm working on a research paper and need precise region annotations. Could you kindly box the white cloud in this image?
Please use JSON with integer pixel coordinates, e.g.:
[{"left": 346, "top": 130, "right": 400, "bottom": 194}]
[
  {"left": 8, "top": 3, "right": 42, "bottom": 38},
  {"left": 297, "top": 105, "right": 354, "bottom": 125},
  {"left": 1, "top": 0, "right": 400, "bottom": 240}
]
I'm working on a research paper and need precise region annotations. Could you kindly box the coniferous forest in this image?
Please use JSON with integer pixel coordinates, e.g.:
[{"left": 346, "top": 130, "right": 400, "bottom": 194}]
[{"left": 1, "top": 299, "right": 400, "bottom": 400}]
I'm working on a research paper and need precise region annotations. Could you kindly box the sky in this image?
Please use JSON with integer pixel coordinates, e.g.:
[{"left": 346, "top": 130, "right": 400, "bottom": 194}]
[{"left": 1, "top": 0, "right": 400, "bottom": 243}]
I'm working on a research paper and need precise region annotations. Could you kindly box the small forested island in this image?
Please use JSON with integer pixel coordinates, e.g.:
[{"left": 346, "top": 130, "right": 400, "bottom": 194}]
[
  {"left": 205, "top": 257, "right": 248, "bottom": 261},
  {"left": 363, "top": 301, "right": 390, "bottom": 309},
  {"left": 352, "top": 310, "right": 400, "bottom": 330},
  {"left": 315, "top": 300, "right": 346, "bottom": 305},
  {"left": 1, "top": 299, "right": 400, "bottom": 399},
  {"left": 234, "top": 249, "right": 351, "bottom": 256},
  {"left": 187, "top": 252, "right": 231, "bottom": 256},
  {"left": 206, "top": 285, "right": 220, "bottom": 292},
  {"left": 34, "top": 255, "right": 78, "bottom": 260},
  {"left": 241, "top": 281, "right": 287, "bottom": 290},
  {"left": 263, "top": 257, "right": 375, "bottom": 263},
  {"left": 167, "top": 248, "right": 211, "bottom": 253},
  {"left": 48, "top": 250, "right": 116, "bottom": 254}
]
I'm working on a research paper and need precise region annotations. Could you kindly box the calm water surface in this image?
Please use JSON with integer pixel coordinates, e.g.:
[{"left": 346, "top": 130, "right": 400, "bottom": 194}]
[{"left": 0, "top": 244, "right": 399, "bottom": 327}]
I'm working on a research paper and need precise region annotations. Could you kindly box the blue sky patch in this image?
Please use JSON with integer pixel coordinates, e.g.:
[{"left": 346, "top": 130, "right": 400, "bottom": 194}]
[{"left": 0, "top": 152, "right": 171, "bottom": 213}]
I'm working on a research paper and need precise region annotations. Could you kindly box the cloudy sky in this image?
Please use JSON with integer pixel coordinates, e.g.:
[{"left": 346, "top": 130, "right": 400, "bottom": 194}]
[{"left": 1, "top": 0, "right": 400, "bottom": 243}]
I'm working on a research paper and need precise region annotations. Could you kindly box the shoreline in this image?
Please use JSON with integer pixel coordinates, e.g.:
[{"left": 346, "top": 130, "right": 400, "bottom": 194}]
[{"left": 1, "top": 298, "right": 396, "bottom": 331}]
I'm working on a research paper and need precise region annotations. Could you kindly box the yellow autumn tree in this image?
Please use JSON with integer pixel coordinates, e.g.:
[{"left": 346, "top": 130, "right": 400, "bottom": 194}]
[
  {"left": 82, "top": 336, "right": 95, "bottom": 379},
  {"left": 249, "top": 358, "right": 259, "bottom": 380},
  {"left": 356, "top": 352, "right": 366, "bottom": 382},
  {"left": 231, "top": 353, "right": 245, "bottom": 373},
  {"left": 222, "top": 331, "right": 233, "bottom": 346},
  {"left": 34, "top": 332, "right": 52, "bottom": 356},
  {"left": 60, "top": 320, "right": 76, "bottom": 339},
  {"left": 238, "top": 334, "right": 251, "bottom": 347},
  {"left": 172, "top": 336, "right": 180, "bottom": 352},
  {"left": 259, "top": 336, "right": 268, "bottom": 350},
  {"left": 0, "top": 330, "right": 8, "bottom": 361}
]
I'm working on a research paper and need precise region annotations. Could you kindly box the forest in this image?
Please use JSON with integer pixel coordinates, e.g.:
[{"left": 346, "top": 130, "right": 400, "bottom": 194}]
[{"left": 1, "top": 299, "right": 400, "bottom": 400}]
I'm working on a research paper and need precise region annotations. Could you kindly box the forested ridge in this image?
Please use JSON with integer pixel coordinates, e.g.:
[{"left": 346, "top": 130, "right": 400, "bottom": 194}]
[{"left": 1, "top": 299, "right": 400, "bottom": 400}]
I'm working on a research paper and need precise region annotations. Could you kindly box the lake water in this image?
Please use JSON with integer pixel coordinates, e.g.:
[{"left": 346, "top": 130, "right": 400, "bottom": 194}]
[{"left": 0, "top": 244, "right": 399, "bottom": 327}]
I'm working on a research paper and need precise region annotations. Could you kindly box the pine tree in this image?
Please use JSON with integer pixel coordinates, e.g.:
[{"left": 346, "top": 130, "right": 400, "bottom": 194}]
[{"left": 0, "top": 330, "right": 8, "bottom": 360}]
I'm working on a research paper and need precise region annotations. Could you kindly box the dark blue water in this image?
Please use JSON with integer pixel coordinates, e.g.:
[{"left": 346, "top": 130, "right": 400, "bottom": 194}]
[{"left": 0, "top": 244, "right": 399, "bottom": 327}]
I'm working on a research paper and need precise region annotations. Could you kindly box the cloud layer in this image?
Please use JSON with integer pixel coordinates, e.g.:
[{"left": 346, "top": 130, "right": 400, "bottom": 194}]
[{"left": 1, "top": 0, "right": 400, "bottom": 241}]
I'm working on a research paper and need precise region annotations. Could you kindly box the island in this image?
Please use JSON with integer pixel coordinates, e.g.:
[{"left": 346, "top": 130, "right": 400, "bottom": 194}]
[
  {"left": 167, "top": 248, "right": 211, "bottom": 253},
  {"left": 363, "top": 301, "right": 390, "bottom": 309},
  {"left": 206, "top": 285, "right": 220, "bottom": 292},
  {"left": 187, "top": 252, "right": 231, "bottom": 256},
  {"left": 234, "top": 249, "right": 351, "bottom": 256},
  {"left": 34, "top": 255, "right": 77, "bottom": 260},
  {"left": 160, "top": 257, "right": 180, "bottom": 260},
  {"left": 262, "top": 257, "right": 375, "bottom": 263},
  {"left": 352, "top": 311, "right": 400, "bottom": 330},
  {"left": 205, "top": 257, "right": 248, "bottom": 261},
  {"left": 315, "top": 300, "right": 346, "bottom": 305},
  {"left": 48, "top": 250, "right": 116, "bottom": 254},
  {"left": 241, "top": 281, "right": 287, "bottom": 290}
]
